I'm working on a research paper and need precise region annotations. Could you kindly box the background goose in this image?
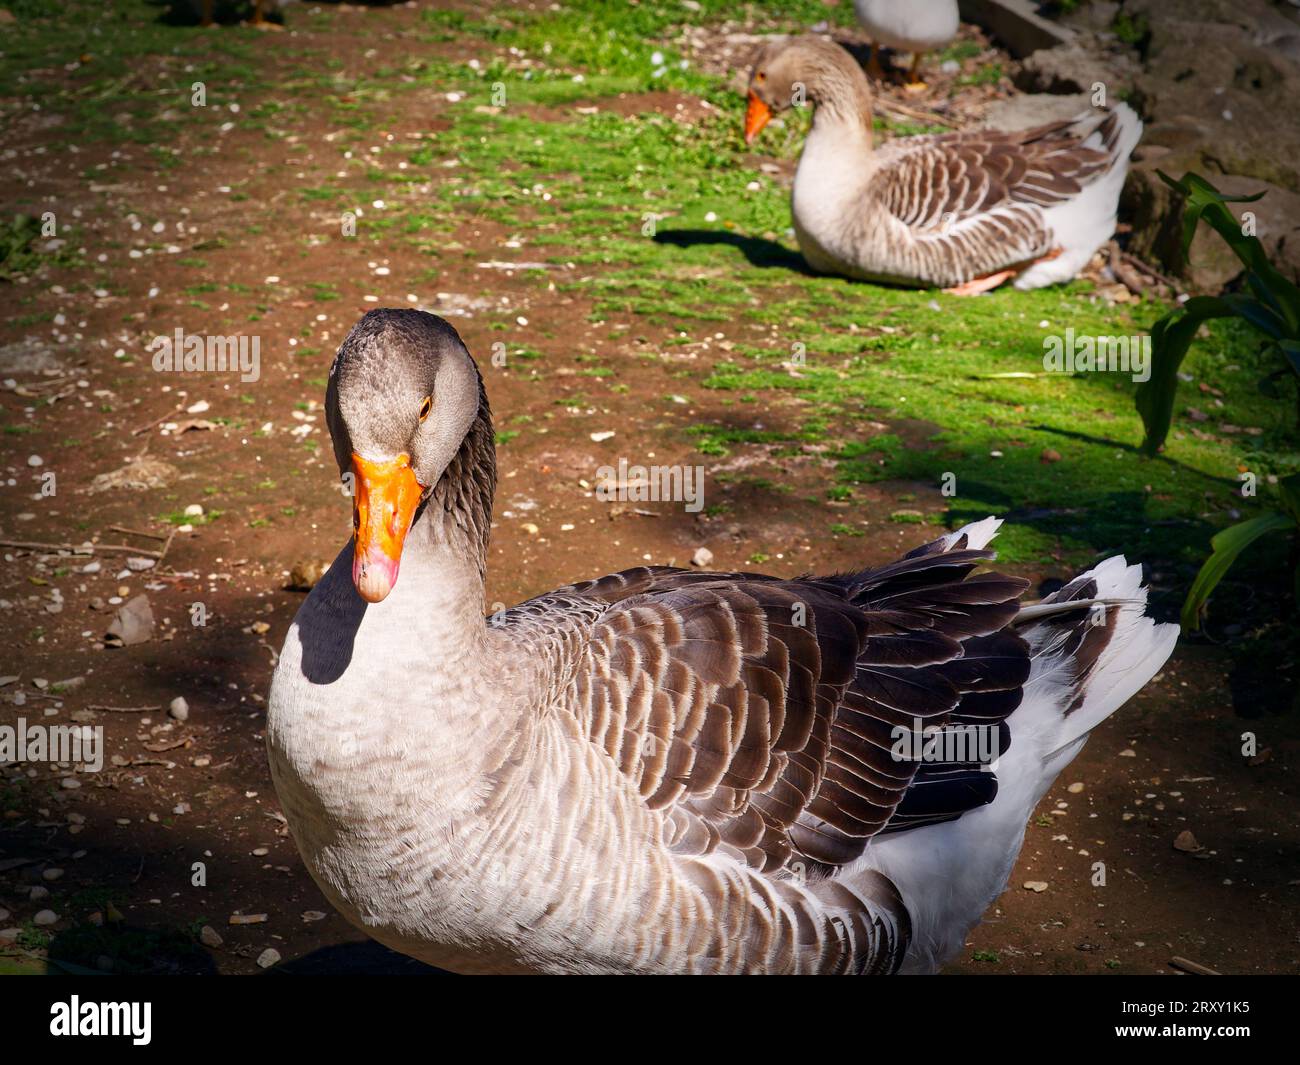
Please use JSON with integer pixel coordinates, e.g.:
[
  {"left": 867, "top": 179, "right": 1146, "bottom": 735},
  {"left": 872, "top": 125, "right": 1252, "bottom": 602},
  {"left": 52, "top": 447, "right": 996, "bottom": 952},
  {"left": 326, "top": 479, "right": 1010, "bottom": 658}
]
[
  {"left": 267, "top": 309, "right": 1177, "bottom": 975},
  {"left": 853, "top": 0, "right": 960, "bottom": 87},
  {"left": 744, "top": 36, "right": 1143, "bottom": 293}
]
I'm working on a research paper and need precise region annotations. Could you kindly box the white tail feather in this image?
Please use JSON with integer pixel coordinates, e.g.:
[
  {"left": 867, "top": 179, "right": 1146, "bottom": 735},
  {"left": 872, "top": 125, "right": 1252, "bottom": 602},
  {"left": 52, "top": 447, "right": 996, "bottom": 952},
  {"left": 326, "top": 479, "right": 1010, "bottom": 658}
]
[{"left": 855, "top": 526, "right": 1177, "bottom": 972}]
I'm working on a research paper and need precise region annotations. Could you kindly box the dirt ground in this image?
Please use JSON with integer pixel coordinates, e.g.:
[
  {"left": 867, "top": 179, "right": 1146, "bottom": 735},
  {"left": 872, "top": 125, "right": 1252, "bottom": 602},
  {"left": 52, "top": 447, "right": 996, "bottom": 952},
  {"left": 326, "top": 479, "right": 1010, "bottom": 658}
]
[{"left": 0, "top": 1, "right": 1296, "bottom": 976}]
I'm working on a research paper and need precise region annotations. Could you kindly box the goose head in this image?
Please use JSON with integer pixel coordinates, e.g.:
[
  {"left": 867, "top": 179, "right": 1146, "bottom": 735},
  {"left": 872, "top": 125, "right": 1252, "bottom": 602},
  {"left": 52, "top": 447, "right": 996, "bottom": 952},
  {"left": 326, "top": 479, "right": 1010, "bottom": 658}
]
[
  {"left": 744, "top": 36, "right": 872, "bottom": 144},
  {"left": 326, "top": 308, "right": 485, "bottom": 603}
]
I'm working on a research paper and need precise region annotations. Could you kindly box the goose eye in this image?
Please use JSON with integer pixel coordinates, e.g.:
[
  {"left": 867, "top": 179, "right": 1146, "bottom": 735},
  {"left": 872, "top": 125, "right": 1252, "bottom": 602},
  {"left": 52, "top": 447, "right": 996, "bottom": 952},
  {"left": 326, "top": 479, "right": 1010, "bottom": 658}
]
[
  {"left": 757, "top": 71, "right": 766, "bottom": 81},
  {"left": 418, "top": 396, "right": 432, "bottom": 422}
]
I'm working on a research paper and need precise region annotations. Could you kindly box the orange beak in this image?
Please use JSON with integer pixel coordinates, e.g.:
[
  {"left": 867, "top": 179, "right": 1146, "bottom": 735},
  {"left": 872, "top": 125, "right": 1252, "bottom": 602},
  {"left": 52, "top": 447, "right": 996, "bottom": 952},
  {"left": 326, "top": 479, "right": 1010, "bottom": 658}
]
[
  {"left": 744, "top": 90, "right": 772, "bottom": 145},
  {"left": 350, "top": 452, "right": 424, "bottom": 603}
]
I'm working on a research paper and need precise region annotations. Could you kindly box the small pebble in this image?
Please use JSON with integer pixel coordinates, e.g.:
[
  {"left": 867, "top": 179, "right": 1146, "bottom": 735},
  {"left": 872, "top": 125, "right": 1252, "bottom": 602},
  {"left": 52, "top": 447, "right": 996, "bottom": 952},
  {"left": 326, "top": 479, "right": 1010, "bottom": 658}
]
[
  {"left": 199, "top": 925, "right": 223, "bottom": 948},
  {"left": 169, "top": 696, "right": 189, "bottom": 722},
  {"left": 256, "top": 948, "right": 281, "bottom": 969},
  {"left": 33, "top": 909, "right": 59, "bottom": 926}
]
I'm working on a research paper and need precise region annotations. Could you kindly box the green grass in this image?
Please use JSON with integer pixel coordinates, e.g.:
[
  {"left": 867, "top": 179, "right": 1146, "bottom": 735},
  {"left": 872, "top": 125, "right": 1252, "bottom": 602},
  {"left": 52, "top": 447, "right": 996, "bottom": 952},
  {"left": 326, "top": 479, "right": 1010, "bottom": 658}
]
[{"left": 2, "top": 0, "right": 1294, "bottom": 608}]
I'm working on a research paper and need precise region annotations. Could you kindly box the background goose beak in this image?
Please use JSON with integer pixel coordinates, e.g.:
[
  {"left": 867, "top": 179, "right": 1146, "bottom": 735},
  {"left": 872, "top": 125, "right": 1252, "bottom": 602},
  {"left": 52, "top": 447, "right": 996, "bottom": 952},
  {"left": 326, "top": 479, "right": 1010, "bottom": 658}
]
[
  {"left": 351, "top": 452, "right": 423, "bottom": 603},
  {"left": 744, "top": 91, "right": 772, "bottom": 144}
]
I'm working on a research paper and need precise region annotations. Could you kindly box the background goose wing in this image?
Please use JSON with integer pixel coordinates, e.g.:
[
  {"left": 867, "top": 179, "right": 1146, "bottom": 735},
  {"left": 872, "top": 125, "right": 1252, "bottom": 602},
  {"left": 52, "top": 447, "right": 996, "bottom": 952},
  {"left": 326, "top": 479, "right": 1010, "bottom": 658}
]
[{"left": 878, "top": 113, "right": 1123, "bottom": 232}]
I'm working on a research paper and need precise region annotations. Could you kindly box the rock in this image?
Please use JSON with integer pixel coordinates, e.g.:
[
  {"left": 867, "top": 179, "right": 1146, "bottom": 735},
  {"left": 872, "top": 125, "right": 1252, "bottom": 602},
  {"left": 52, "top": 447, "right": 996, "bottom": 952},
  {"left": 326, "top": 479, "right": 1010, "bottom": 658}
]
[
  {"left": 0, "top": 908, "right": 9, "bottom": 923},
  {"left": 1023, "top": 881, "right": 1049, "bottom": 893},
  {"left": 1124, "top": 167, "right": 1300, "bottom": 290},
  {"left": 42, "top": 867, "right": 64, "bottom": 882},
  {"left": 691, "top": 547, "right": 714, "bottom": 568},
  {"left": 168, "top": 697, "right": 189, "bottom": 722},
  {"left": 199, "top": 925, "right": 223, "bottom": 949},
  {"left": 1173, "top": 829, "right": 1203, "bottom": 852},
  {"left": 980, "top": 93, "right": 1092, "bottom": 132},
  {"left": 1015, "top": 44, "right": 1137, "bottom": 96},
  {"left": 184, "top": 504, "right": 204, "bottom": 517},
  {"left": 33, "top": 909, "right": 58, "bottom": 926},
  {"left": 965, "top": 0, "right": 1073, "bottom": 56},
  {"left": 256, "top": 948, "right": 281, "bottom": 969},
  {"left": 301, "top": 910, "right": 327, "bottom": 923},
  {"left": 287, "top": 559, "right": 329, "bottom": 591},
  {"left": 0, "top": 929, "right": 20, "bottom": 944},
  {"left": 30, "top": 885, "right": 49, "bottom": 901},
  {"left": 0, "top": 338, "right": 68, "bottom": 376},
  {"left": 105, "top": 594, "right": 154, "bottom": 646},
  {"left": 88, "top": 456, "right": 178, "bottom": 494},
  {"left": 1067, "top": 781, "right": 1085, "bottom": 794},
  {"left": 125, "top": 557, "right": 156, "bottom": 572}
]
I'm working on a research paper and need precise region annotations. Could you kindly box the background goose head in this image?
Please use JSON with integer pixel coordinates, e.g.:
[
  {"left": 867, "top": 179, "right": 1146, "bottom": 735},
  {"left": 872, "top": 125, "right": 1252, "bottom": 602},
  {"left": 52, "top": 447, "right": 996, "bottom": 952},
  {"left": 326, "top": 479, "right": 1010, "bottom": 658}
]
[
  {"left": 326, "top": 308, "right": 492, "bottom": 603},
  {"left": 745, "top": 35, "right": 874, "bottom": 145}
]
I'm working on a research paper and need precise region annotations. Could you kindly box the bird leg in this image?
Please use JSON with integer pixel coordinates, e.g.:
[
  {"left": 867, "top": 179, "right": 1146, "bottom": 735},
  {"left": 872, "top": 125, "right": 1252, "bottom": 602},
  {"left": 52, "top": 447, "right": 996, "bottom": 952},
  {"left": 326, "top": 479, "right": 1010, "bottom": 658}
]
[
  {"left": 904, "top": 53, "right": 928, "bottom": 93},
  {"left": 249, "top": 0, "right": 282, "bottom": 30},
  {"left": 943, "top": 269, "right": 1016, "bottom": 296},
  {"left": 866, "top": 44, "right": 886, "bottom": 82}
]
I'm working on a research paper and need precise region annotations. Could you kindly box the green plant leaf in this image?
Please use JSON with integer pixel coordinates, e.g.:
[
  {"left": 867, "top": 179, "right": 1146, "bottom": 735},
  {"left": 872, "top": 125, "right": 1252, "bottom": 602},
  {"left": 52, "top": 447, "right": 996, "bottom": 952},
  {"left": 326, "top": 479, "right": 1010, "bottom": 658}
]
[
  {"left": 1157, "top": 170, "right": 1263, "bottom": 258},
  {"left": 1136, "top": 296, "right": 1238, "bottom": 456},
  {"left": 1181, "top": 511, "right": 1296, "bottom": 630},
  {"left": 1280, "top": 339, "right": 1300, "bottom": 378},
  {"left": 1219, "top": 292, "right": 1287, "bottom": 340},
  {"left": 1157, "top": 171, "right": 1300, "bottom": 331},
  {"left": 1277, "top": 473, "right": 1300, "bottom": 525}
]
